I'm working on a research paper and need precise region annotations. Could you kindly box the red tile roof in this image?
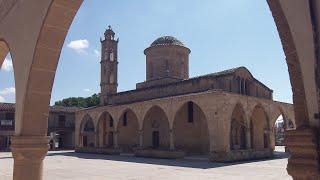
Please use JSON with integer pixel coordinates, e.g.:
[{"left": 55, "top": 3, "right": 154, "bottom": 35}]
[{"left": 0, "top": 103, "right": 80, "bottom": 113}]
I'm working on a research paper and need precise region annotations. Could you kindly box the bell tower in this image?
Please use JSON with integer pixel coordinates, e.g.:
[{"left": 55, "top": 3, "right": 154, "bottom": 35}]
[{"left": 100, "top": 26, "right": 118, "bottom": 105}]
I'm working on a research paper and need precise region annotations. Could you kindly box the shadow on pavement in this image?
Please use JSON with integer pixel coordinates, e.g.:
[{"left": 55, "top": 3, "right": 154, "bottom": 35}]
[{"left": 45, "top": 150, "right": 289, "bottom": 169}]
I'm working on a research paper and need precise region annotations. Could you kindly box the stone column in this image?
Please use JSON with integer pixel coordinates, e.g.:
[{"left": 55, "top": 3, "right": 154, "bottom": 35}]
[
  {"left": 169, "top": 129, "right": 175, "bottom": 151},
  {"left": 246, "top": 127, "right": 251, "bottom": 149},
  {"left": 94, "top": 131, "right": 99, "bottom": 148},
  {"left": 138, "top": 130, "right": 143, "bottom": 148},
  {"left": 269, "top": 129, "right": 275, "bottom": 150},
  {"left": 286, "top": 129, "right": 319, "bottom": 180},
  {"left": 11, "top": 136, "right": 49, "bottom": 180},
  {"left": 114, "top": 131, "right": 119, "bottom": 149}
]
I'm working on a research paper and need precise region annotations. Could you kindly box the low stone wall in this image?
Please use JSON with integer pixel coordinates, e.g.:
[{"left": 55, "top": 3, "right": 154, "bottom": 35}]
[
  {"left": 75, "top": 147, "right": 121, "bottom": 155},
  {"left": 135, "top": 149, "right": 186, "bottom": 159},
  {"left": 209, "top": 148, "right": 274, "bottom": 162}
]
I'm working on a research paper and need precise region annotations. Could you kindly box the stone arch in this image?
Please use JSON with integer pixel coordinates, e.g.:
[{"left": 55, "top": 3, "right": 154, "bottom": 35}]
[
  {"left": 142, "top": 105, "right": 170, "bottom": 149},
  {"left": 250, "top": 105, "right": 270, "bottom": 150},
  {"left": 117, "top": 108, "right": 139, "bottom": 152},
  {"left": 80, "top": 114, "right": 95, "bottom": 148},
  {"left": 0, "top": 39, "right": 10, "bottom": 68},
  {"left": 268, "top": 0, "right": 312, "bottom": 128},
  {"left": 0, "top": 1, "right": 317, "bottom": 179},
  {"left": 8, "top": 1, "right": 83, "bottom": 138},
  {"left": 96, "top": 111, "right": 115, "bottom": 148},
  {"left": 0, "top": 39, "right": 15, "bottom": 103},
  {"left": 230, "top": 103, "right": 247, "bottom": 150},
  {"left": 173, "top": 101, "right": 209, "bottom": 155},
  {"left": 270, "top": 106, "right": 288, "bottom": 148}
]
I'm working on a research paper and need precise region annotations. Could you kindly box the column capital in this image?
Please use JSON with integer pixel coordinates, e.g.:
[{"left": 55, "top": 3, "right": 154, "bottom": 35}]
[
  {"left": 11, "top": 136, "right": 49, "bottom": 161},
  {"left": 11, "top": 136, "right": 49, "bottom": 180}
]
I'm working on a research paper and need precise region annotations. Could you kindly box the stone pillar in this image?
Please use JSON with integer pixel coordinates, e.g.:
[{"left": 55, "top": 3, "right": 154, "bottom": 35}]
[
  {"left": 269, "top": 129, "right": 276, "bottom": 150},
  {"left": 138, "top": 130, "right": 143, "bottom": 148},
  {"left": 95, "top": 131, "right": 99, "bottom": 148},
  {"left": 246, "top": 127, "right": 251, "bottom": 149},
  {"left": 11, "top": 136, "right": 49, "bottom": 180},
  {"left": 169, "top": 129, "right": 175, "bottom": 151},
  {"left": 285, "top": 129, "right": 319, "bottom": 180},
  {"left": 114, "top": 131, "right": 119, "bottom": 149}
]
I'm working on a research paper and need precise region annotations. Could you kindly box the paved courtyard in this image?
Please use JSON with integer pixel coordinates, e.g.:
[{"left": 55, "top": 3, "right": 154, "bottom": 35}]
[{"left": 0, "top": 147, "right": 291, "bottom": 180}]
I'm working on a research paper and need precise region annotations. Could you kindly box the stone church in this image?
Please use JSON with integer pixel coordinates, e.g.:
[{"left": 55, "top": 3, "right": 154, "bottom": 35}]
[{"left": 75, "top": 27, "right": 295, "bottom": 162}]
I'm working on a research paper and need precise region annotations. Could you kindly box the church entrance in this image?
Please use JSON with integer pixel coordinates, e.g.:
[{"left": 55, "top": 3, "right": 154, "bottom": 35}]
[
  {"left": 83, "top": 136, "right": 88, "bottom": 147},
  {"left": 152, "top": 131, "right": 160, "bottom": 149},
  {"left": 108, "top": 132, "right": 114, "bottom": 147}
]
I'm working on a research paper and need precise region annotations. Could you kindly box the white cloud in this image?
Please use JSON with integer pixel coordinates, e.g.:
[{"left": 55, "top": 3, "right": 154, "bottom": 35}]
[
  {"left": 1, "top": 57, "right": 13, "bottom": 72},
  {"left": 0, "top": 95, "right": 5, "bottom": 102},
  {"left": 67, "top": 39, "right": 89, "bottom": 54},
  {"left": 0, "top": 87, "right": 15, "bottom": 95},
  {"left": 0, "top": 87, "right": 15, "bottom": 102},
  {"left": 83, "top": 88, "right": 91, "bottom": 92}
]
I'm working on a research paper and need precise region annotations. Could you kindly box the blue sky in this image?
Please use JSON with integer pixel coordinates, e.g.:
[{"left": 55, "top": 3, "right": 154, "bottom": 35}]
[{"left": 0, "top": 0, "right": 292, "bottom": 105}]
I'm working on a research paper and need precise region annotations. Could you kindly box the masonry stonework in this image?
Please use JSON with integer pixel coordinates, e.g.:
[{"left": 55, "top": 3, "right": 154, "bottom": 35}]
[{"left": 75, "top": 29, "right": 295, "bottom": 162}]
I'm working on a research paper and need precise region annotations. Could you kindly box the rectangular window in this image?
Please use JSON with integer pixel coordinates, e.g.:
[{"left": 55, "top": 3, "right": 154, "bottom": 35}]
[
  {"left": 109, "top": 116, "right": 113, "bottom": 127},
  {"left": 5, "top": 113, "right": 14, "bottom": 120},
  {"left": 123, "top": 112, "right": 127, "bottom": 126},
  {"left": 188, "top": 102, "right": 194, "bottom": 123}
]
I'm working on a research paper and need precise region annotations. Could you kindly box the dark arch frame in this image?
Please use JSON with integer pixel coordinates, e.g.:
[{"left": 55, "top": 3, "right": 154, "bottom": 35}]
[
  {"left": 250, "top": 105, "right": 270, "bottom": 150},
  {"left": 80, "top": 114, "right": 95, "bottom": 148},
  {"left": 172, "top": 100, "right": 210, "bottom": 155},
  {"left": 230, "top": 103, "right": 247, "bottom": 151},
  {"left": 96, "top": 111, "right": 115, "bottom": 148},
  {"left": 117, "top": 108, "right": 140, "bottom": 152},
  {"left": 142, "top": 105, "right": 170, "bottom": 149}
]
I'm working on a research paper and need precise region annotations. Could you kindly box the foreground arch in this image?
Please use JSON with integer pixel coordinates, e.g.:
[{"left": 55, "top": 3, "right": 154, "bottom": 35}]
[
  {"left": 0, "top": 1, "right": 83, "bottom": 179},
  {"left": 0, "top": 40, "right": 9, "bottom": 67},
  {"left": 173, "top": 101, "right": 209, "bottom": 155},
  {"left": 0, "top": 0, "right": 319, "bottom": 179}
]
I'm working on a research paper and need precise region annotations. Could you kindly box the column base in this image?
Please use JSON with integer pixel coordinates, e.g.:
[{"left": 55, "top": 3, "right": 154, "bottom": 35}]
[
  {"left": 209, "top": 148, "right": 273, "bottom": 162},
  {"left": 11, "top": 136, "right": 49, "bottom": 180},
  {"left": 285, "top": 129, "right": 320, "bottom": 180}
]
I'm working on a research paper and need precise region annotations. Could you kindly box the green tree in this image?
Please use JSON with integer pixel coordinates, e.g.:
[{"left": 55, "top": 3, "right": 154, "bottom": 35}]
[{"left": 54, "top": 94, "right": 100, "bottom": 108}]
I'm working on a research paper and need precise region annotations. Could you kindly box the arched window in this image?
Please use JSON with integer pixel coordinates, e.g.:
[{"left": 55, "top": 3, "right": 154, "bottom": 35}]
[
  {"left": 230, "top": 119, "right": 246, "bottom": 150},
  {"left": 109, "top": 51, "right": 114, "bottom": 62},
  {"left": 109, "top": 115, "right": 114, "bottom": 127},
  {"left": 123, "top": 112, "right": 128, "bottom": 126},
  {"left": 84, "top": 120, "right": 94, "bottom": 132}
]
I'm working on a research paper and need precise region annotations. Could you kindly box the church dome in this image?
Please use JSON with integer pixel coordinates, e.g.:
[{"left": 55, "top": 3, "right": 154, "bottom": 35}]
[{"left": 150, "top": 36, "right": 185, "bottom": 47}]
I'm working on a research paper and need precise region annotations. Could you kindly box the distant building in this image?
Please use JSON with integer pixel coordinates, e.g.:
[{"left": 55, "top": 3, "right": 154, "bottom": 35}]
[
  {"left": 274, "top": 118, "right": 295, "bottom": 146},
  {"left": 75, "top": 27, "right": 295, "bottom": 162},
  {"left": 0, "top": 103, "right": 80, "bottom": 150}
]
